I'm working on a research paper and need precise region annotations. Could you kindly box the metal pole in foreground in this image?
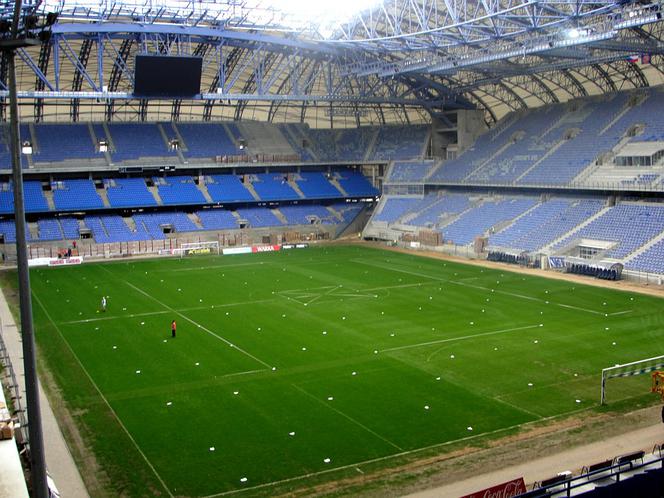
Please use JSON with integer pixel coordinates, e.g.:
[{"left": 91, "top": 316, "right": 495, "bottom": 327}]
[{"left": 4, "top": 0, "right": 49, "bottom": 495}]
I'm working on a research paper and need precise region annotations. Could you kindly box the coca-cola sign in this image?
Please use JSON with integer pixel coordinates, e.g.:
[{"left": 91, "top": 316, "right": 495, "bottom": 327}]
[{"left": 460, "top": 477, "right": 527, "bottom": 498}]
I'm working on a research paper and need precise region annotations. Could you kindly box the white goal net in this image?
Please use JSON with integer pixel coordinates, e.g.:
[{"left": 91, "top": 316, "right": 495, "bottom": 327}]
[
  {"left": 171, "top": 241, "right": 220, "bottom": 257},
  {"left": 600, "top": 355, "right": 664, "bottom": 404}
]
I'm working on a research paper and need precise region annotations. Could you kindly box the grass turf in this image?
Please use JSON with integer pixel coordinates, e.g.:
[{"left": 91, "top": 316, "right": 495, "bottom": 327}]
[{"left": 20, "top": 244, "right": 664, "bottom": 496}]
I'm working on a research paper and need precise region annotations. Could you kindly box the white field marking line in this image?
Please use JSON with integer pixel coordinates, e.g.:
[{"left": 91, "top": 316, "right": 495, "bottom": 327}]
[
  {"left": 609, "top": 310, "right": 633, "bottom": 316},
  {"left": 305, "top": 285, "right": 343, "bottom": 306},
  {"left": 277, "top": 281, "right": 435, "bottom": 306},
  {"left": 291, "top": 383, "right": 403, "bottom": 452},
  {"left": 200, "top": 404, "right": 598, "bottom": 498},
  {"left": 351, "top": 259, "right": 630, "bottom": 316},
  {"left": 494, "top": 372, "right": 597, "bottom": 401},
  {"left": 381, "top": 324, "right": 540, "bottom": 353},
  {"left": 99, "top": 266, "right": 273, "bottom": 370},
  {"left": 32, "top": 292, "right": 175, "bottom": 498},
  {"left": 490, "top": 395, "right": 543, "bottom": 419},
  {"left": 60, "top": 298, "right": 278, "bottom": 325}
]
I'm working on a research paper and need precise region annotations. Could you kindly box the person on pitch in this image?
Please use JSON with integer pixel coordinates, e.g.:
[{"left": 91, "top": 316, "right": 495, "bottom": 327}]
[{"left": 171, "top": 319, "right": 177, "bottom": 338}]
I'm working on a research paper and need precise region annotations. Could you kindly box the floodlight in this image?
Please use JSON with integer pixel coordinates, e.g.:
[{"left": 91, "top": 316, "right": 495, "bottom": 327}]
[{"left": 567, "top": 28, "right": 580, "bottom": 39}]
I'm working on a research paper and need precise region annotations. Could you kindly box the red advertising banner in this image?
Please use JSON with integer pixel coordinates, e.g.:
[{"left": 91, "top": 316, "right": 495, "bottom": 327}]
[
  {"left": 460, "top": 477, "right": 527, "bottom": 498},
  {"left": 251, "top": 245, "right": 281, "bottom": 253}
]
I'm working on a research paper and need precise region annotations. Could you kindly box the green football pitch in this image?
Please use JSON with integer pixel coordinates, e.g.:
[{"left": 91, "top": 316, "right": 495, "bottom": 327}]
[{"left": 24, "top": 244, "right": 664, "bottom": 496}]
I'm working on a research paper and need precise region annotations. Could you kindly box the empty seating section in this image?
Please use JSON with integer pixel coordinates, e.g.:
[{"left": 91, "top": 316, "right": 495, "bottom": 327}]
[
  {"left": 554, "top": 203, "right": 664, "bottom": 258},
  {"left": 134, "top": 213, "right": 198, "bottom": 239},
  {"left": 279, "top": 205, "right": 336, "bottom": 225},
  {"left": 520, "top": 96, "right": 631, "bottom": 185},
  {"left": 34, "top": 124, "right": 96, "bottom": 162},
  {"left": 308, "top": 128, "right": 375, "bottom": 161},
  {"left": 37, "top": 219, "right": 63, "bottom": 241},
  {"left": 106, "top": 178, "right": 156, "bottom": 207},
  {"left": 373, "top": 125, "right": 428, "bottom": 160},
  {"left": 429, "top": 115, "right": 525, "bottom": 182},
  {"left": 331, "top": 202, "right": 364, "bottom": 223},
  {"left": 205, "top": 175, "right": 255, "bottom": 203},
  {"left": 154, "top": 176, "right": 206, "bottom": 205},
  {"left": 251, "top": 174, "right": 300, "bottom": 201},
  {"left": 197, "top": 209, "right": 239, "bottom": 230},
  {"left": 441, "top": 198, "right": 538, "bottom": 245},
  {"left": 489, "top": 199, "right": 605, "bottom": 252},
  {"left": 176, "top": 123, "right": 240, "bottom": 158},
  {"left": 606, "top": 89, "right": 664, "bottom": 143},
  {"left": 52, "top": 179, "right": 104, "bottom": 211},
  {"left": 335, "top": 170, "right": 378, "bottom": 197},
  {"left": 84, "top": 215, "right": 150, "bottom": 243},
  {"left": 295, "top": 172, "right": 342, "bottom": 198},
  {"left": 388, "top": 161, "right": 435, "bottom": 183},
  {"left": 0, "top": 220, "right": 28, "bottom": 243},
  {"left": 278, "top": 124, "right": 314, "bottom": 162},
  {"left": 236, "top": 207, "right": 283, "bottom": 227},
  {"left": 407, "top": 194, "right": 472, "bottom": 227},
  {"left": 627, "top": 238, "right": 664, "bottom": 273},
  {"left": 108, "top": 124, "right": 175, "bottom": 162},
  {"left": 374, "top": 197, "right": 423, "bottom": 223},
  {"left": 467, "top": 105, "right": 566, "bottom": 183},
  {"left": 60, "top": 217, "right": 80, "bottom": 239}
]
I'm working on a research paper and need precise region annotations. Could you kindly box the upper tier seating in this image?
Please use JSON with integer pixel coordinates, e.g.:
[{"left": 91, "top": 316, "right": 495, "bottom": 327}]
[
  {"left": 52, "top": 179, "right": 104, "bottom": 211},
  {"left": 176, "top": 123, "right": 240, "bottom": 158},
  {"left": 251, "top": 174, "right": 300, "bottom": 201},
  {"left": 373, "top": 125, "right": 429, "bottom": 160},
  {"left": 205, "top": 175, "right": 255, "bottom": 203},
  {"left": 106, "top": 178, "right": 157, "bottom": 208},
  {"left": 0, "top": 181, "right": 49, "bottom": 214},
  {"left": 388, "top": 160, "right": 436, "bottom": 183},
  {"left": 441, "top": 197, "right": 538, "bottom": 245},
  {"left": 154, "top": 176, "right": 207, "bottom": 205},
  {"left": 330, "top": 202, "right": 364, "bottom": 223},
  {"left": 294, "top": 172, "right": 343, "bottom": 198},
  {"left": 489, "top": 199, "right": 605, "bottom": 252},
  {"left": 554, "top": 203, "right": 664, "bottom": 258},
  {"left": 335, "top": 169, "right": 379, "bottom": 197},
  {"left": 108, "top": 124, "right": 176, "bottom": 162},
  {"left": 33, "top": 124, "right": 97, "bottom": 163},
  {"left": 37, "top": 218, "right": 63, "bottom": 241}
]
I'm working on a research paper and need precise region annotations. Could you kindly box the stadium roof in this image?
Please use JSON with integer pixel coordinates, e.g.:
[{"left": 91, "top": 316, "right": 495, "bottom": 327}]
[{"left": 2, "top": 0, "right": 664, "bottom": 125}]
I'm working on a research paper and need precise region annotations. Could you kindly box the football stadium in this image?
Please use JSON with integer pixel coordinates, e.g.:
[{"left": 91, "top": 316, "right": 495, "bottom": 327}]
[{"left": 1, "top": 0, "right": 664, "bottom": 497}]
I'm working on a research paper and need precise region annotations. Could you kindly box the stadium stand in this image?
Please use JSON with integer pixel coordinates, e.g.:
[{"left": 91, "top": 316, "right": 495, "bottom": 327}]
[
  {"left": 554, "top": 202, "right": 664, "bottom": 258},
  {"left": 52, "top": 179, "right": 104, "bottom": 211},
  {"left": 373, "top": 125, "right": 429, "bottom": 160},
  {"left": 154, "top": 176, "right": 207, "bottom": 205},
  {"left": 196, "top": 209, "right": 239, "bottom": 230},
  {"left": 84, "top": 214, "right": 151, "bottom": 243},
  {"left": 133, "top": 212, "right": 198, "bottom": 239},
  {"left": 294, "top": 172, "right": 343, "bottom": 198},
  {"left": 105, "top": 178, "right": 157, "bottom": 208},
  {"left": 175, "top": 123, "right": 240, "bottom": 158},
  {"left": 334, "top": 169, "right": 379, "bottom": 197},
  {"left": 236, "top": 207, "right": 283, "bottom": 227},
  {"left": 373, "top": 197, "right": 424, "bottom": 223},
  {"left": 108, "top": 124, "right": 176, "bottom": 162},
  {"left": 205, "top": 174, "right": 255, "bottom": 203},
  {"left": 387, "top": 160, "right": 438, "bottom": 183},
  {"left": 33, "top": 124, "right": 96, "bottom": 163},
  {"left": 279, "top": 204, "right": 337, "bottom": 225},
  {"left": 250, "top": 173, "right": 300, "bottom": 201},
  {"left": 440, "top": 197, "right": 538, "bottom": 245},
  {"left": 406, "top": 193, "right": 472, "bottom": 227},
  {"left": 489, "top": 198, "right": 605, "bottom": 252}
]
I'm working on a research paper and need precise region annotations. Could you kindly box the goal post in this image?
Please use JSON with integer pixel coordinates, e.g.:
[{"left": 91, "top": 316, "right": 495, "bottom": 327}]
[
  {"left": 600, "top": 355, "right": 664, "bottom": 405},
  {"left": 172, "top": 241, "right": 220, "bottom": 257}
]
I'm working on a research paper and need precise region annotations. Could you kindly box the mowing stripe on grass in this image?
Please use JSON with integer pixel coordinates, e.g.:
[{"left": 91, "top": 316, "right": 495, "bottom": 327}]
[
  {"left": 99, "top": 266, "right": 274, "bottom": 370},
  {"left": 381, "top": 324, "right": 540, "bottom": 353},
  {"left": 352, "top": 259, "right": 627, "bottom": 316},
  {"left": 32, "top": 292, "right": 175, "bottom": 498},
  {"left": 291, "top": 383, "right": 404, "bottom": 452}
]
